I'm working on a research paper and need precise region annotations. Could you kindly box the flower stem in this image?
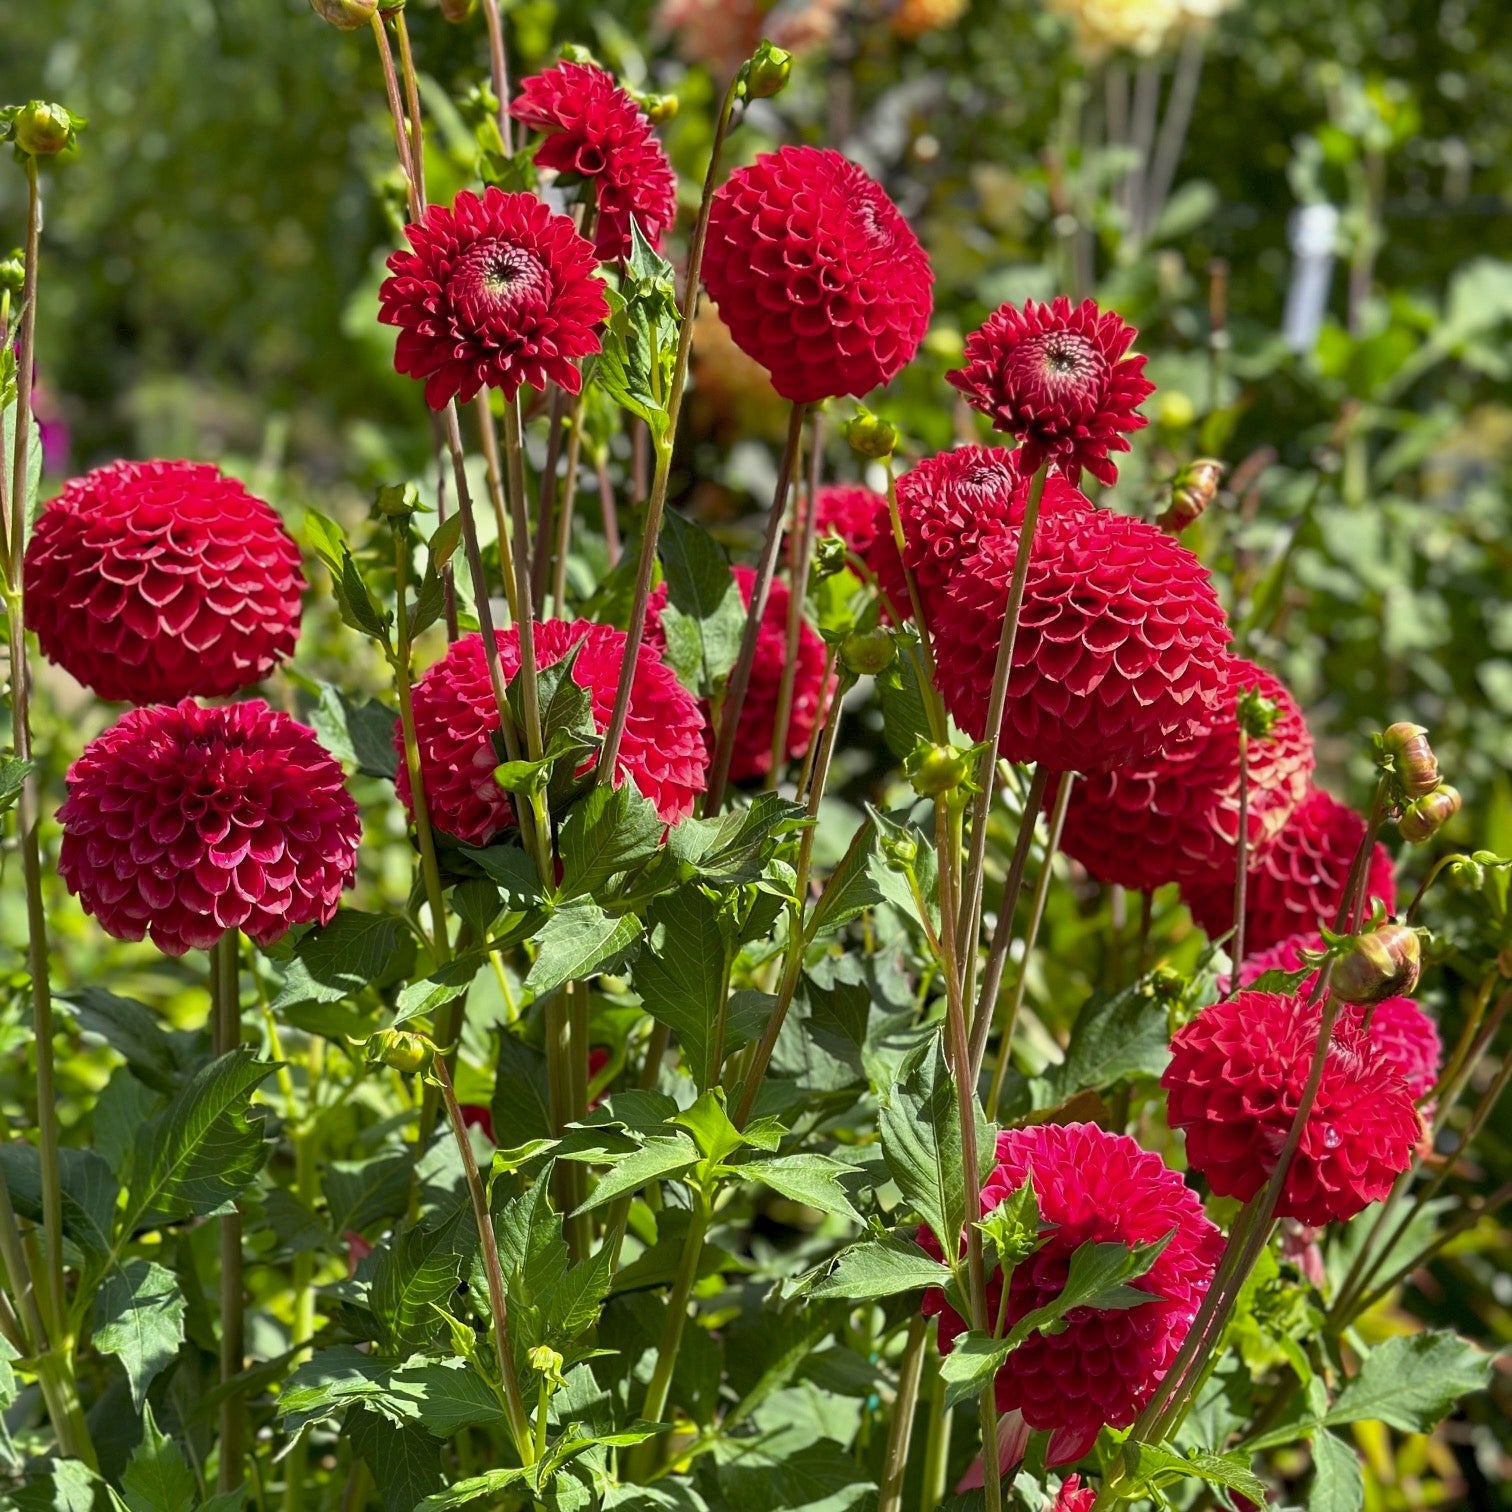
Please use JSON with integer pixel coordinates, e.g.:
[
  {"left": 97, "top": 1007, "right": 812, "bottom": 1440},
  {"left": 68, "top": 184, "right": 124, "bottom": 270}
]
[
  {"left": 550, "top": 392, "right": 588, "bottom": 616},
  {"left": 212, "top": 929, "right": 247, "bottom": 1492},
  {"left": 369, "top": 13, "right": 422, "bottom": 220},
  {"left": 920, "top": 1352, "right": 953, "bottom": 1511},
  {"left": 479, "top": 0, "right": 514, "bottom": 151},
  {"left": 1226, "top": 728, "right": 1251, "bottom": 993},
  {"left": 393, "top": 11, "right": 428, "bottom": 214},
  {"left": 878, "top": 1315, "right": 929, "bottom": 1512},
  {"left": 767, "top": 411, "right": 823, "bottom": 785}
]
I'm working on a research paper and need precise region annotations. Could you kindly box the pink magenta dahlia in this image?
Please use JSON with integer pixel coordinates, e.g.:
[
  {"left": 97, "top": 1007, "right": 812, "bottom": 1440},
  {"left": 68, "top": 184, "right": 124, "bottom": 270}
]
[
  {"left": 1059, "top": 656, "right": 1314, "bottom": 892},
  {"left": 947, "top": 296, "right": 1155, "bottom": 485},
  {"left": 397, "top": 619, "right": 707, "bottom": 844},
  {"left": 809, "top": 482, "right": 891, "bottom": 562},
  {"left": 701, "top": 146, "right": 934, "bottom": 405},
  {"left": 1164, "top": 990, "right": 1420, "bottom": 1225},
  {"left": 925, "top": 1123, "right": 1222, "bottom": 1465},
  {"left": 721, "top": 566, "right": 830, "bottom": 785},
  {"left": 510, "top": 61, "right": 677, "bottom": 262},
  {"left": 931, "top": 509, "right": 1229, "bottom": 775},
  {"left": 1182, "top": 786, "right": 1396, "bottom": 954},
  {"left": 58, "top": 700, "right": 359, "bottom": 956},
  {"left": 379, "top": 187, "right": 608, "bottom": 409},
  {"left": 1052, "top": 1478, "right": 1096, "bottom": 1512},
  {"left": 24, "top": 459, "right": 303, "bottom": 705}
]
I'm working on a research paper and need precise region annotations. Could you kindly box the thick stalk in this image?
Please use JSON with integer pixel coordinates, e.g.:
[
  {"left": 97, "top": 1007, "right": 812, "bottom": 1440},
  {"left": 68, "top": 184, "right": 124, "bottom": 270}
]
[
  {"left": 433, "top": 1058, "right": 534, "bottom": 1460},
  {"left": 595, "top": 453, "right": 621, "bottom": 565},
  {"left": 213, "top": 930, "right": 246, "bottom": 1492},
  {"left": 704, "top": 401, "right": 808, "bottom": 813},
  {"left": 501, "top": 399, "right": 546, "bottom": 769},
  {"left": 957, "top": 467, "right": 1048, "bottom": 1000},
  {"left": 767, "top": 412, "right": 823, "bottom": 784},
  {"left": 479, "top": 0, "right": 514, "bottom": 151},
  {"left": 530, "top": 389, "right": 570, "bottom": 616},
  {"left": 550, "top": 394, "right": 588, "bottom": 616},
  {"left": 877, "top": 1316, "right": 929, "bottom": 1512},
  {"left": 474, "top": 392, "right": 521, "bottom": 625},
  {"left": 1226, "top": 728, "right": 1251, "bottom": 990},
  {"left": 986, "top": 772, "right": 1073, "bottom": 1122},
  {"left": 920, "top": 1354, "right": 954, "bottom": 1511},
  {"left": 393, "top": 12, "right": 428, "bottom": 214}
]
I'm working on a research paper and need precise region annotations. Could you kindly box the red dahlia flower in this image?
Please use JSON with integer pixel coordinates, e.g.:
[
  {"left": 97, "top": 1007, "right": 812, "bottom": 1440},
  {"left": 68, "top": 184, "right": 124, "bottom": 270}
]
[
  {"left": 1165, "top": 989, "right": 1420, "bottom": 1225},
  {"left": 932, "top": 509, "right": 1229, "bottom": 775},
  {"left": 379, "top": 188, "right": 608, "bottom": 409},
  {"left": 702, "top": 146, "right": 933, "bottom": 405},
  {"left": 948, "top": 296, "right": 1155, "bottom": 485},
  {"left": 1181, "top": 786, "right": 1396, "bottom": 954},
  {"left": 58, "top": 700, "right": 359, "bottom": 957},
  {"left": 510, "top": 61, "right": 677, "bottom": 263},
  {"left": 1052, "top": 1478, "right": 1096, "bottom": 1512},
  {"left": 721, "top": 566, "right": 830, "bottom": 785},
  {"left": 808, "top": 482, "right": 891, "bottom": 562},
  {"left": 397, "top": 618, "right": 706, "bottom": 845},
  {"left": 925, "top": 1123, "right": 1222, "bottom": 1465},
  {"left": 1059, "top": 656, "right": 1314, "bottom": 892},
  {"left": 24, "top": 459, "right": 303, "bottom": 705}
]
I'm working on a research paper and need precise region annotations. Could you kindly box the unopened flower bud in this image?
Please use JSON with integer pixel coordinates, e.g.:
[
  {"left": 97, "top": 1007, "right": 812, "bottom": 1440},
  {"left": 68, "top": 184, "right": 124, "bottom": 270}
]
[
  {"left": 843, "top": 410, "right": 898, "bottom": 459},
  {"left": 813, "top": 535, "right": 850, "bottom": 579},
  {"left": 1398, "top": 783, "right": 1461, "bottom": 844},
  {"left": 841, "top": 626, "right": 894, "bottom": 676},
  {"left": 907, "top": 742, "right": 969, "bottom": 798},
  {"left": 1157, "top": 459, "right": 1225, "bottom": 534},
  {"left": 635, "top": 91, "right": 679, "bottom": 124},
  {"left": 1235, "top": 687, "right": 1280, "bottom": 741},
  {"left": 1331, "top": 923, "right": 1421, "bottom": 1005},
  {"left": 528, "top": 1345, "right": 565, "bottom": 1382},
  {"left": 558, "top": 43, "right": 599, "bottom": 65},
  {"left": 880, "top": 832, "right": 918, "bottom": 871},
  {"left": 7, "top": 102, "right": 82, "bottom": 158},
  {"left": 309, "top": 0, "right": 379, "bottom": 26},
  {"left": 744, "top": 42, "right": 794, "bottom": 100},
  {"left": 437, "top": 0, "right": 477, "bottom": 20},
  {"left": 1382, "top": 721, "right": 1439, "bottom": 800},
  {"left": 365, "top": 1028, "right": 434, "bottom": 1074},
  {"left": 374, "top": 482, "right": 421, "bottom": 519},
  {"left": 0, "top": 251, "right": 23, "bottom": 297}
]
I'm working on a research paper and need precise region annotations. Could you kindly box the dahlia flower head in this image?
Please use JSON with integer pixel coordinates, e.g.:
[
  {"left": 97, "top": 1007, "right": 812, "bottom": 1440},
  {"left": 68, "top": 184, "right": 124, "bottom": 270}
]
[
  {"left": 722, "top": 566, "right": 830, "bottom": 785},
  {"left": 24, "top": 459, "right": 304, "bottom": 705},
  {"left": 702, "top": 146, "right": 934, "bottom": 405},
  {"left": 932, "top": 508, "right": 1229, "bottom": 775},
  {"left": 379, "top": 187, "right": 608, "bottom": 409},
  {"left": 924, "top": 1123, "right": 1222, "bottom": 1464},
  {"left": 1182, "top": 786, "right": 1397, "bottom": 954},
  {"left": 1059, "top": 655, "right": 1315, "bottom": 893},
  {"left": 807, "top": 482, "right": 891, "bottom": 566},
  {"left": 397, "top": 618, "right": 707, "bottom": 845},
  {"left": 1164, "top": 989, "right": 1421, "bottom": 1225},
  {"left": 872, "top": 446, "right": 1092, "bottom": 623},
  {"left": 58, "top": 699, "right": 359, "bottom": 957},
  {"left": 1234, "top": 932, "right": 1442, "bottom": 1101},
  {"left": 510, "top": 61, "right": 677, "bottom": 263},
  {"left": 948, "top": 297, "right": 1155, "bottom": 486}
]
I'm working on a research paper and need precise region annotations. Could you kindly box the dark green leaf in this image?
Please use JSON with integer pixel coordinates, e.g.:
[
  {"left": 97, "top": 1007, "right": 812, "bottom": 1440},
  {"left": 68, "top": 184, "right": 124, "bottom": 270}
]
[
  {"left": 390, "top": 1359, "right": 506, "bottom": 1438},
  {"left": 349, "top": 1403, "right": 443, "bottom": 1512},
  {"left": 807, "top": 820, "right": 885, "bottom": 939},
  {"left": 573, "top": 1133, "right": 700, "bottom": 1216},
  {"left": 325, "top": 1151, "right": 413, "bottom": 1237},
  {"left": 657, "top": 509, "right": 743, "bottom": 694},
  {"left": 272, "top": 911, "right": 408, "bottom": 1012},
  {"left": 1324, "top": 1331, "right": 1492, "bottom": 1432},
  {"left": 277, "top": 1347, "right": 396, "bottom": 1433},
  {"left": 0, "top": 755, "right": 34, "bottom": 817},
  {"left": 1124, "top": 1442, "right": 1269, "bottom": 1506},
  {"left": 59, "top": 988, "right": 189, "bottom": 1093},
  {"left": 634, "top": 888, "right": 733, "bottom": 1090},
  {"left": 1047, "top": 977, "right": 1174, "bottom": 1099},
  {"left": 745, "top": 1152, "right": 862, "bottom": 1221},
  {"left": 808, "top": 1235, "right": 954, "bottom": 1300},
  {"left": 667, "top": 792, "right": 806, "bottom": 886},
  {"left": 1308, "top": 1430, "right": 1364, "bottom": 1512},
  {"left": 371, "top": 1202, "right": 475, "bottom": 1355},
  {"left": 120, "top": 1404, "right": 195, "bottom": 1512},
  {"left": 460, "top": 844, "right": 543, "bottom": 908},
  {"left": 558, "top": 779, "right": 664, "bottom": 898},
  {"left": 305, "top": 511, "right": 394, "bottom": 649},
  {"left": 311, "top": 683, "right": 399, "bottom": 781},
  {"left": 526, "top": 900, "right": 643, "bottom": 995},
  {"left": 92, "top": 1260, "right": 186, "bottom": 1411},
  {"left": 0, "top": 1144, "right": 118, "bottom": 1275}
]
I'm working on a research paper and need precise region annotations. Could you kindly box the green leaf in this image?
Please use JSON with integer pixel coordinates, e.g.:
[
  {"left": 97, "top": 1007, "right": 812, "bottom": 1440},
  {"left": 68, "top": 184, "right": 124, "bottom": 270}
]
[
  {"left": 1308, "top": 1429, "right": 1364, "bottom": 1512},
  {"left": 390, "top": 1359, "right": 506, "bottom": 1438},
  {"left": 489, "top": 1034, "right": 553, "bottom": 1151},
  {"left": 277, "top": 1347, "right": 397, "bottom": 1433},
  {"left": 526, "top": 900, "right": 643, "bottom": 995},
  {"left": 0, "top": 754, "right": 34, "bottom": 817},
  {"left": 573, "top": 1133, "right": 700, "bottom": 1216},
  {"left": 1047, "top": 976, "right": 1173, "bottom": 1099},
  {"left": 634, "top": 887, "right": 733, "bottom": 1090},
  {"left": 667, "top": 792, "right": 806, "bottom": 886},
  {"left": 59, "top": 988, "right": 189, "bottom": 1093},
  {"left": 977, "top": 1177, "right": 1044, "bottom": 1273},
  {"left": 656, "top": 508, "right": 743, "bottom": 694},
  {"left": 92, "top": 1261, "right": 186, "bottom": 1412},
  {"left": 876, "top": 649, "right": 931, "bottom": 762},
  {"left": 415, "top": 1468, "right": 529, "bottom": 1512},
  {"left": 305, "top": 510, "right": 394, "bottom": 649},
  {"left": 10, "top": 1457, "right": 99, "bottom": 1512},
  {"left": 807, "top": 820, "right": 885, "bottom": 939},
  {"left": 745, "top": 1152, "right": 862, "bottom": 1221},
  {"left": 460, "top": 844, "right": 543, "bottom": 908},
  {"left": 1323, "top": 1331, "right": 1492, "bottom": 1433},
  {"left": 371, "top": 1202, "right": 476, "bottom": 1355},
  {"left": 1123, "top": 1443, "right": 1268, "bottom": 1507},
  {"left": 0, "top": 1144, "right": 118, "bottom": 1276},
  {"left": 272, "top": 910, "right": 408, "bottom": 1012},
  {"left": 673, "top": 1090, "right": 744, "bottom": 1165},
  {"left": 349, "top": 1403, "right": 443, "bottom": 1512},
  {"left": 325, "top": 1151, "right": 413, "bottom": 1236},
  {"left": 558, "top": 778, "right": 664, "bottom": 898},
  {"left": 121, "top": 1404, "right": 196, "bottom": 1512},
  {"left": 808, "top": 1235, "right": 954, "bottom": 1300},
  {"left": 124, "top": 1048, "right": 278, "bottom": 1226},
  {"left": 310, "top": 683, "right": 399, "bottom": 781}
]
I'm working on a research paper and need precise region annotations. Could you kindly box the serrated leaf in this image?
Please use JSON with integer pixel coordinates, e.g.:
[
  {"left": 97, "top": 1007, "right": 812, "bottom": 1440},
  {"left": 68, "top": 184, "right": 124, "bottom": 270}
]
[
  {"left": 526, "top": 900, "right": 643, "bottom": 995},
  {"left": 310, "top": 683, "right": 399, "bottom": 781},
  {"left": 745, "top": 1152, "right": 862, "bottom": 1221},
  {"left": 415, "top": 1467, "right": 530, "bottom": 1512},
  {"left": 634, "top": 888, "right": 733, "bottom": 1090},
  {"left": 807, "top": 820, "right": 885, "bottom": 939},
  {"left": 324, "top": 1151, "right": 413, "bottom": 1237},
  {"left": 93, "top": 1261, "right": 186, "bottom": 1412},
  {"left": 349, "top": 1403, "right": 443, "bottom": 1512},
  {"left": 120, "top": 1404, "right": 195, "bottom": 1512},
  {"left": 1047, "top": 976, "right": 1173, "bottom": 1099},
  {"left": 0, "top": 755, "right": 34, "bottom": 817},
  {"left": 490, "top": 1034, "right": 553, "bottom": 1151},
  {"left": 272, "top": 910, "right": 408, "bottom": 1012},
  {"left": 460, "top": 843, "right": 543, "bottom": 907},
  {"left": 558, "top": 778, "right": 664, "bottom": 898},
  {"left": 808, "top": 1235, "right": 953, "bottom": 1300},
  {"left": 305, "top": 510, "right": 394, "bottom": 648},
  {"left": 1324, "top": 1331, "right": 1492, "bottom": 1432},
  {"left": 667, "top": 792, "right": 805, "bottom": 886},
  {"left": 573, "top": 1133, "right": 700, "bottom": 1216},
  {"left": 390, "top": 1359, "right": 506, "bottom": 1438},
  {"left": 1124, "top": 1442, "right": 1268, "bottom": 1506},
  {"left": 59, "top": 988, "right": 189, "bottom": 1093},
  {"left": 1308, "top": 1429, "right": 1364, "bottom": 1512},
  {"left": 0, "top": 1144, "right": 118, "bottom": 1276},
  {"left": 657, "top": 509, "right": 743, "bottom": 694},
  {"left": 277, "top": 1347, "right": 397, "bottom": 1433},
  {"left": 9, "top": 1457, "right": 99, "bottom": 1512},
  {"left": 371, "top": 1202, "right": 475, "bottom": 1355}
]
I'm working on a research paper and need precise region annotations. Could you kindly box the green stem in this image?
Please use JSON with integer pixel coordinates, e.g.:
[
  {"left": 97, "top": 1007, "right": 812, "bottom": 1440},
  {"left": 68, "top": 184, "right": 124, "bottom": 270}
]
[
  {"left": 550, "top": 389, "right": 589, "bottom": 617},
  {"left": 369, "top": 13, "right": 422, "bottom": 220},
  {"left": 877, "top": 1316, "right": 928, "bottom": 1512},
  {"left": 920, "top": 1351, "right": 953, "bottom": 1512},
  {"left": 1227, "top": 730, "right": 1250, "bottom": 990},
  {"left": 478, "top": 0, "right": 513, "bottom": 151},
  {"left": 393, "top": 11, "right": 428, "bottom": 214},
  {"left": 213, "top": 930, "right": 247, "bottom": 1492}
]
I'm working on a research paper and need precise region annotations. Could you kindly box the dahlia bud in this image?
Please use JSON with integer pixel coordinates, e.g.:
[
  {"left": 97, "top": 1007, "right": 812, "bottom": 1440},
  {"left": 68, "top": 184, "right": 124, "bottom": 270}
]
[
  {"left": 374, "top": 482, "right": 421, "bottom": 520},
  {"left": 366, "top": 1029, "right": 434, "bottom": 1074},
  {"left": 880, "top": 832, "right": 918, "bottom": 871},
  {"left": 1398, "top": 783, "right": 1461, "bottom": 844},
  {"left": 907, "top": 742, "right": 969, "bottom": 798},
  {"left": 5, "top": 101, "right": 83, "bottom": 158},
  {"left": 843, "top": 410, "right": 898, "bottom": 460},
  {"left": 1331, "top": 923, "right": 1422, "bottom": 1005},
  {"left": 813, "top": 535, "right": 850, "bottom": 579},
  {"left": 743, "top": 42, "right": 794, "bottom": 100},
  {"left": 1157, "top": 459, "right": 1225, "bottom": 534},
  {"left": 527, "top": 1344, "right": 566, "bottom": 1386},
  {"left": 557, "top": 43, "right": 599, "bottom": 65},
  {"left": 0, "top": 250, "right": 24, "bottom": 296},
  {"left": 309, "top": 0, "right": 379, "bottom": 26},
  {"left": 1235, "top": 687, "right": 1280, "bottom": 741},
  {"left": 841, "top": 626, "right": 895, "bottom": 677},
  {"left": 1381, "top": 721, "right": 1439, "bottom": 800},
  {"left": 631, "top": 90, "right": 679, "bottom": 124},
  {"left": 437, "top": 0, "right": 477, "bottom": 20}
]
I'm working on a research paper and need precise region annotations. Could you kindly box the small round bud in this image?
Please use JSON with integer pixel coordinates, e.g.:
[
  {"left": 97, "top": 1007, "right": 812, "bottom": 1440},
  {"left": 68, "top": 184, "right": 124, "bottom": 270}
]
[
  {"left": 438, "top": 0, "right": 477, "bottom": 20},
  {"left": 558, "top": 43, "right": 598, "bottom": 65},
  {"left": 635, "top": 91, "right": 679, "bottom": 124},
  {"left": 1398, "top": 783, "right": 1461, "bottom": 844},
  {"left": 880, "top": 832, "right": 918, "bottom": 871},
  {"left": 907, "top": 743, "right": 969, "bottom": 798},
  {"left": 843, "top": 410, "right": 898, "bottom": 460},
  {"left": 0, "top": 251, "right": 23, "bottom": 297},
  {"left": 528, "top": 1345, "right": 566, "bottom": 1382},
  {"left": 1157, "top": 459, "right": 1225, "bottom": 534},
  {"left": 309, "top": 0, "right": 379, "bottom": 26},
  {"left": 1331, "top": 923, "right": 1421, "bottom": 1005},
  {"left": 365, "top": 1029, "right": 434, "bottom": 1074},
  {"left": 744, "top": 42, "right": 794, "bottom": 100},
  {"left": 374, "top": 482, "right": 421, "bottom": 520},
  {"left": 841, "top": 627, "right": 895, "bottom": 677},
  {"left": 1235, "top": 686, "right": 1280, "bottom": 741},
  {"left": 813, "top": 535, "right": 850, "bottom": 580},
  {"left": 1382, "top": 721, "right": 1439, "bottom": 800},
  {"left": 7, "top": 102, "right": 82, "bottom": 158}
]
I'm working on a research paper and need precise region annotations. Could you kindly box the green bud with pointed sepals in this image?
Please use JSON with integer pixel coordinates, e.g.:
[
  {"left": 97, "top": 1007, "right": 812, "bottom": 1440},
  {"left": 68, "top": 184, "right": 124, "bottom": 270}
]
[
  {"left": 1331, "top": 923, "right": 1422, "bottom": 1005},
  {"left": 743, "top": 41, "right": 793, "bottom": 100},
  {"left": 813, "top": 535, "right": 850, "bottom": 579},
  {"left": 309, "top": 0, "right": 378, "bottom": 27},
  {"left": 844, "top": 409, "right": 898, "bottom": 460},
  {"left": 5, "top": 101, "right": 84, "bottom": 158},
  {"left": 841, "top": 627, "right": 895, "bottom": 677},
  {"left": 365, "top": 1028, "right": 434, "bottom": 1074},
  {"left": 907, "top": 742, "right": 969, "bottom": 798},
  {"left": 0, "top": 250, "right": 23, "bottom": 297},
  {"left": 1235, "top": 687, "right": 1280, "bottom": 741}
]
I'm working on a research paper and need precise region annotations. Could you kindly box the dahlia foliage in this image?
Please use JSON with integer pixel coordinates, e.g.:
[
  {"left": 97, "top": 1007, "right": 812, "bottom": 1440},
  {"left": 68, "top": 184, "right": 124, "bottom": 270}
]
[{"left": 1, "top": 13, "right": 1496, "bottom": 1512}]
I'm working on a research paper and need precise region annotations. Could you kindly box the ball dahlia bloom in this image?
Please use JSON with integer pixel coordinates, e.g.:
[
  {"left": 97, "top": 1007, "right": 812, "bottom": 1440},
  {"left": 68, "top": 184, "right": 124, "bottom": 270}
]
[
  {"left": 702, "top": 146, "right": 934, "bottom": 405},
  {"left": 379, "top": 188, "right": 608, "bottom": 409},
  {"left": 1181, "top": 786, "right": 1396, "bottom": 954},
  {"left": 58, "top": 699, "right": 359, "bottom": 957},
  {"left": 948, "top": 297, "right": 1155, "bottom": 485},
  {"left": 510, "top": 61, "right": 677, "bottom": 263},
  {"left": 24, "top": 459, "right": 304, "bottom": 705},
  {"left": 721, "top": 566, "right": 830, "bottom": 785},
  {"left": 932, "top": 509, "right": 1229, "bottom": 775},
  {"left": 397, "top": 619, "right": 706, "bottom": 845},
  {"left": 808, "top": 482, "right": 891, "bottom": 563},
  {"left": 1164, "top": 990, "right": 1420, "bottom": 1225},
  {"left": 924, "top": 1123, "right": 1222, "bottom": 1465},
  {"left": 1059, "top": 656, "right": 1314, "bottom": 892}
]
